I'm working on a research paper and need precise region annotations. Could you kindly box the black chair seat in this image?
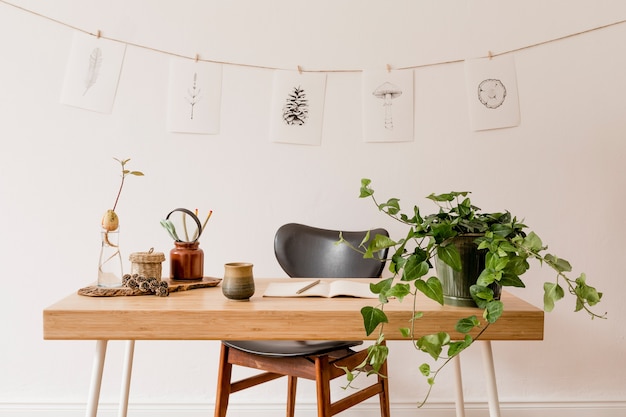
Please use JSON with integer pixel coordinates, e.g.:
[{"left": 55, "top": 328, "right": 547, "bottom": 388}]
[
  {"left": 214, "top": 223, "right": 391, "bottom": 417},
  {"left": 223, "top": 340, "right": 363, "bottom": 357}
]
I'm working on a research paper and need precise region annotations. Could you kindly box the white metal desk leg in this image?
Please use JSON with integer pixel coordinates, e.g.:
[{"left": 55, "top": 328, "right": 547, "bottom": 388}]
[
  {"left": 86, "top": 340, "right": 108, "bottom": 417},
  {"left": 481, "top": 341, "right": 501, "bottom": 417},
  {"left": 452, "top": 355, "right": 466, "bottom": 417},
  {"left": 118, "top": 340, "right": 135, "bottom": 417}
]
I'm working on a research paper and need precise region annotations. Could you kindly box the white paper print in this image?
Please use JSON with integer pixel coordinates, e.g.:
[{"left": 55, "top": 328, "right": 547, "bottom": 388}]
[
  {"left": 167, "top": 58, "right": 223, "bottom": 134},
  {"left": 60, "top": 31, "right": 126, "bottom": 114},
  {"left": 465, "top": 55, "right": 520, "bottom": 131},
  {"left": 362, "top": 70, "right": 414, "bottom": 142},
  {"left": 270, "top": 70, "right": 327, "bottom": 145}
]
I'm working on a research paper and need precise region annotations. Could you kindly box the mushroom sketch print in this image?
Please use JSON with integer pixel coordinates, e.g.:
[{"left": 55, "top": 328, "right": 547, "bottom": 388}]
[
  {"left": 478, "top": 78, "right": 507, "bottom": 109},
  {"left": 186, "top": 73, "right": 202, "bottom": 120},
  {"left": 83, "top": 47, "right": 102, "bottom": 96},
  {"left": 373, "top": 82, "right": 402, "bottom": 130},
  {"left": 282, "top": 85, "right": 309, "bottom": 126}
]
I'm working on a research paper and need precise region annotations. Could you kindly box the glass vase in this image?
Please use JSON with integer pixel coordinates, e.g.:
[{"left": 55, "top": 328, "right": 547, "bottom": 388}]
[{"left": 98, "top": 229, "right": 123, "bottom": 287}]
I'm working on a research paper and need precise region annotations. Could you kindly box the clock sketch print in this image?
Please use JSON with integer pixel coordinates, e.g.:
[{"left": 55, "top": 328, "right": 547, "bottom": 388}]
[
  {"left": 478, "top": 78, "right": 506, "bottom": 109},
  {"left": 282, "top": 85, "right": 309, "bottom": 126},
  {"left": 373, "top": 82, "right": 402, "bottom": 130}
]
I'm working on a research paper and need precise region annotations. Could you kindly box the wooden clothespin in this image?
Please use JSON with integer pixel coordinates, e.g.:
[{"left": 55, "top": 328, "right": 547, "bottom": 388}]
[
  {"left": 386, "top": 64, "right": 392, "bottom": 73},
  {"left": 488, "top": 50, "right": 493, "bottom": 60},
  {"left": 96, "top": 30, "right": 101, "bottom": 39},
  {"left": 195, "top": 54, "right": 200, "bottom": 63},
  {"left": 297, "top": 65, "right": 303, "bottom": 74}
]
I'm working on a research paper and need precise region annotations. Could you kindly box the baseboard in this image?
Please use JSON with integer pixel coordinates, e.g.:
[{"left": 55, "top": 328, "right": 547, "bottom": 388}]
[{"left": 1, "top": 401, "right": 625, "bottom": 417}]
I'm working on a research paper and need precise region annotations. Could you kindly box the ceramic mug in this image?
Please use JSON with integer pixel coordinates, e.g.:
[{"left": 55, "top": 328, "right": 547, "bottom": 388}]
[{"left": 222, "top": 262, "right": 255, "bottom": 301}]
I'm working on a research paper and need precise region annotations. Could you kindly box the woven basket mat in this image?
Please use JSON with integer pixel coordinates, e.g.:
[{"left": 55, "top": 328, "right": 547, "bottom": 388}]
[{"left": 78, "top": 277, "right": 221, "bottom": 297}]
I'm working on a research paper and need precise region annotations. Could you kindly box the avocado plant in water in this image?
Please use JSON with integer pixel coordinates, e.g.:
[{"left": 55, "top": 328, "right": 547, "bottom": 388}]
[
  {"left": 101, "top": 158, "right": 144, "bottom": 232},
  {"left": 339, "top": 179, "right": 605, "bottom": 404},
  {"left": 97, "top": 158, "right": 144, "bottom": 287}
]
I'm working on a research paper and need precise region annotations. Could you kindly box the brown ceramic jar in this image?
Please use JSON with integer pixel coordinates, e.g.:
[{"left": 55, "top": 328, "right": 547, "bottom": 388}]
[{"left": 170, "top": 241, "right": 204, "bottom": 280}]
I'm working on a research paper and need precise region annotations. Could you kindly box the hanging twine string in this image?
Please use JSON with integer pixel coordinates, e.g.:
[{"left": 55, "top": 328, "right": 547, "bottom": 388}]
[{"left": 2, "top": 0, "right": 626, "bottom": 73}]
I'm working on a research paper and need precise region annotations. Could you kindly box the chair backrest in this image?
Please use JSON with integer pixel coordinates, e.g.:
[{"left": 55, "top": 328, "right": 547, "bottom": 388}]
[{"left": 274, "top": 223, "right": 389, "bottom": 278}]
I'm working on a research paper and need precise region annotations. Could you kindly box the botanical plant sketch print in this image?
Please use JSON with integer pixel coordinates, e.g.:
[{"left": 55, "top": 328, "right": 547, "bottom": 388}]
[
  {"left": 83, "top": 47, "right": 102, "bottom": 96},
  {"left": 60, "top": 31, "right": 126, "bottom": 114},
  {"left": 187, "top": 73, "right": 202, "bottom": 120},
  {"left": 465, "top": 56, "right": 520, "bottom": 131},
  {"left": 167, "top": 58, "right": 222, "bottom": 134},
  {"left": 282, "top": 86, "right": 309, "bottom": 126},
  {"left": 270, "top": 70, "right": 326, "bottom": 145},
  {"left": 477, "top": 78, "right": 506, "bottom": 109},
  {"left": 362, "top": 70, "right": 413, "bottom": 142}
]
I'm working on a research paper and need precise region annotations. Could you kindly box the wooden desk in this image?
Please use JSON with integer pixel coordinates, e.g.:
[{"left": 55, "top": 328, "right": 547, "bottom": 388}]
[{"left": 43, "top": 278, "right": 544, "bottom": 417}]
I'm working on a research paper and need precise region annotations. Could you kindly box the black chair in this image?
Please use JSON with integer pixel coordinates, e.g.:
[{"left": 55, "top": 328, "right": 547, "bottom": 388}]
[{"left": 214, "top": 223, "right": 390, "bottom": 417}]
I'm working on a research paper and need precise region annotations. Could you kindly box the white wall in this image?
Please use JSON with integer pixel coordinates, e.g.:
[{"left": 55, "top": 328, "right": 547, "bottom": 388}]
[{"left": 1, "top": 0, "right": 624, "bottom": 416}]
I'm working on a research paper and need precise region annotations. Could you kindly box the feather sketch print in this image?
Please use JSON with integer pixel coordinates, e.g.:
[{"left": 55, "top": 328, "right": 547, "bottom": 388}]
[{"left": 83, "top": 47, "right": 102, "bottom": 96}]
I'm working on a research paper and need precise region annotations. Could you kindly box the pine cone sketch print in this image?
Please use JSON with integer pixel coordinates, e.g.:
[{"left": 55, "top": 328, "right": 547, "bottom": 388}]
[{"left": 282, "top": 86, "right": 309, "bottom": 126}]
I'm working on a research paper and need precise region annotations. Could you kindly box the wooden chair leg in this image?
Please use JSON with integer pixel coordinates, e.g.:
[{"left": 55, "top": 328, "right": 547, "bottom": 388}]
[
  {"left": 286, "top": 375, "right": 297, "bottom": 417},
  {"left": 315, "top": 356, "right": 332, "bottom": 417},
  {"left": 215, "top": 343, "right": 233, "bottom": 417},
  {"left": 377, "top": 353, "right": 391, "bottom": 417}
]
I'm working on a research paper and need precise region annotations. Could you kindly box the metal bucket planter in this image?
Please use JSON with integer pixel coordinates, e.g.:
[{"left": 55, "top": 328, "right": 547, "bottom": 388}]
[{"left": 435, "top": 234, "right": 501, "bottom": 307}]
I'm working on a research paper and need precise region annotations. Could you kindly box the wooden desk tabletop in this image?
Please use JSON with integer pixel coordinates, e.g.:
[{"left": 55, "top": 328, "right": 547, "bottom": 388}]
[{"left": 43, "top": 278, "right": 544, "bottom": 341}]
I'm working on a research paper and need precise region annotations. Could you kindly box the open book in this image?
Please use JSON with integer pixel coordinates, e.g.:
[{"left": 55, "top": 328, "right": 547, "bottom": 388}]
[{"left": 263, "top": 280, "right": 377, "bottom": 298}]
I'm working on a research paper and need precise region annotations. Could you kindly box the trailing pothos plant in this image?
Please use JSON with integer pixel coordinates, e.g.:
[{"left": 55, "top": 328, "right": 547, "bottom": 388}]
[{"left": 339, "top": 178, "right": 605, "bottom": 404}]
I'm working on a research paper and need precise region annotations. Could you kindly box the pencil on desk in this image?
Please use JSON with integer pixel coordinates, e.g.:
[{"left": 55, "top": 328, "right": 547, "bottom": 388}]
[{"left": 296, "top": 279, "right": 321, "bottom": 294}]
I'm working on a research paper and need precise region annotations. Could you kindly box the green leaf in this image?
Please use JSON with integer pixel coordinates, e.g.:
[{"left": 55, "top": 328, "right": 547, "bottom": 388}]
[
  {"left": 417, "top": 332, "right": 450, "bottom": 360},
  {"left": 367, "top": 343, "right": 389, "bottom": 373},
  {"left": 485, "top": 253, "right": 509, "bottom": 272},
  {"left": 386, "top": 282, "right": 411, "bottom": 301},
  {"left": 447, "top": 335, "right": 473, "bottom": 357},
  {"left": 415, "top": 277, "right": 444, "bottom": 305},
  {"left": 499, "top": 273, "right": 526, "bottom": 288},
  {"left": 545, "top": 254, "right": 572, "bottom": 273},
  {"left": 361, "top": 306, "right": 388, "bottom": 336},
  {"left": 476, "top": 268, "right": 498, "bottom": 287},
  {"left": 419, "top": 363, "right": 431, "bottom": 377},
  {"left": 491, "top": 223, "right": 514, "bottom": 238},
  {"left": 400, "top": 327, "right": 411, "bottom": 337},
  {"left": 364, "top": 234, "right": 396, "bottom": 258},
  {"left": 543, "top": 282, "right": 565, "bottom": 312},
  {"left": 337, "top": 366, "right": 355, "bottom": 382},
  {"left": 437, "top": 244, "right": 462, "bottom": 271},
  {"left": 523, "top": 232, "right": 545, "bottom": 252},
  {"left": 573, "top": 273, "right": 602, "bottom": 308},
  {"left": 380, "top": 198, "right": 401, "bottom": 215},
  {"left": 427, "top": 191, "right": 469, "bottom": 202},
  {"left": 359, "top": 178, "right": 373, "bottom": 198},
  {"left": 502, "top": 256, "right": 530, "bottom": 277},
  {"left": 369, "top": 278, "right": 393, "bottom": 295},
  {"left": 410, "top": 311, "right": 424, "bottom": 321},
  {"left": 470, "top": 285, "right": 493, "bottom": 308},
  {"left": 402, "top": 258, "right": 430, "bottom": 281},
  {"left": 484, "top": 300, "right": 504, "bottom": 323},
  {"left": 455, "top": 315, "right": 480, "bottom": 333}
]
